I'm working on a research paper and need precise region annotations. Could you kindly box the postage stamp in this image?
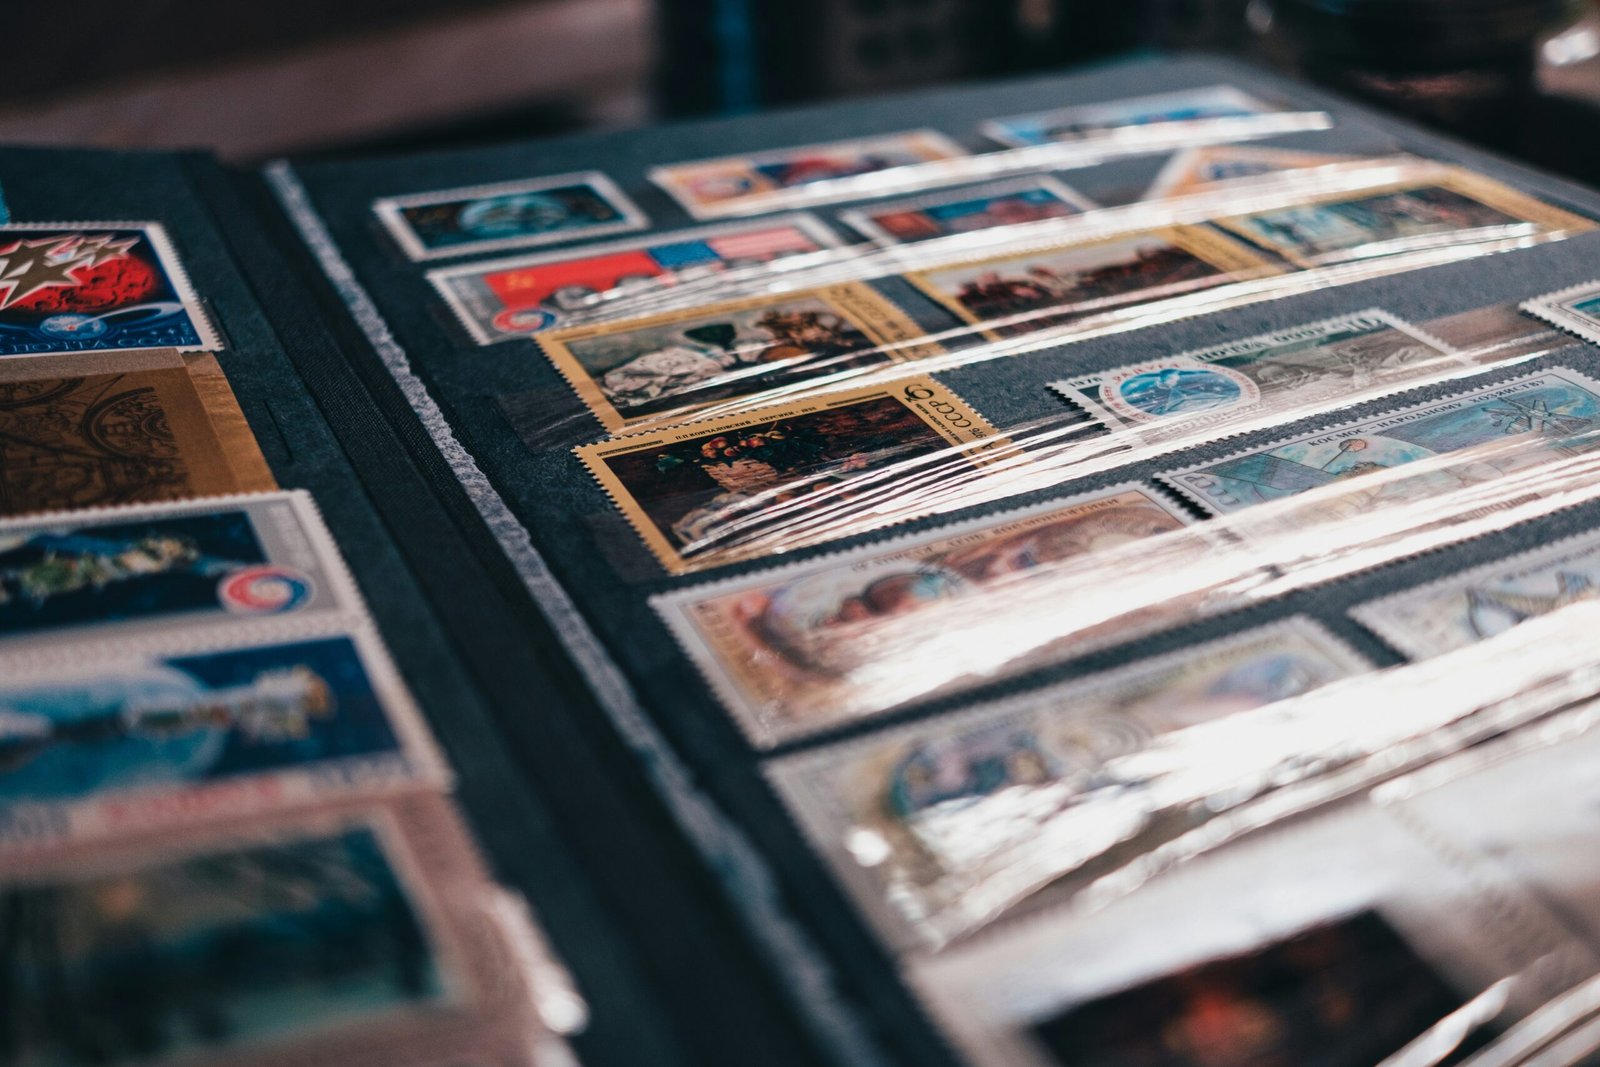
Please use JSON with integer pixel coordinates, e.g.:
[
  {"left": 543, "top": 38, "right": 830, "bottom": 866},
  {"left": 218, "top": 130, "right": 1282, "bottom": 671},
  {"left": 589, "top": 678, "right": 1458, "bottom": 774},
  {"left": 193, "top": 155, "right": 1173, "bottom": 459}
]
[
  {"left": 904, "top": 224, "right": 1276, "bottom": 339},
  {"left": 0, "top": 491, "right": 361, "bottom": 649},
  {"left": 1143, "top": 145, "right": 1356, "bottom": 200},
  {"left": 981, "top": 85, "right": 1282, "bottom": 148},
  {"left": 576, "top": 377, "right": 1005, "bottom": 573},
  {"left": 837, "top": 176, "right": 1099, "bottom": 245},
  {"left": 648, "top": 130, "right": 970, "bottom": 220},
  {"left": 767, "top": 617, "right": 1369, "bottom": 949},
  {"left": 653, "top": 483, "right": 1196, "bottom": 745},
  {"left": 1520, "top": 279, "right": 1600, "bottom": 347},
  {"left": 537, "top": 281, "right": 943, "bottom": 432},
  {"left": 373, "top": 172, "right": 648, "bottom": 261},
  {"left": 0, "top": 224, "right": 219, "bottom": 356},
  {"left": 0, "top": 350, "right": 268, "bottom": 518},
  {"left": 1053, "top": 309, "right": 1463, "bottom": 444},
  {"left": 1352, "top": 529, "right": 1600, "bottom": 660},
  {"left": 427, "top": 213, "right": 844, "bottom": 345},
  {"left": 0, "top": 794, "right": 523, "bottom": 1067},
  {"left": 0, "top": 624, "right": 447, "bottom": 848},
  {"left": 1160, "top": 367, "right": 1600, "bottom": 517},
  {"left": 1212, "top": 169, "right": 1595, "bottom": 268}
]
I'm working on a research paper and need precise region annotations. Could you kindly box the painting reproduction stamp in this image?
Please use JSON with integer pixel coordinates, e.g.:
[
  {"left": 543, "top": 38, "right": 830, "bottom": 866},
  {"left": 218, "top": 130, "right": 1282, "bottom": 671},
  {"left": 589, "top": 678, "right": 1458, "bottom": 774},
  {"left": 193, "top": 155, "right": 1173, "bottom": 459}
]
[
  {"left": 537, "top": 281, "right": 943, "bottom": 432},
  {"left": 653, "top": 483, "right": 1195, "bottom": 744},
  {"left": 576, "top": 377, "right": 1005, "bottom": 573}
]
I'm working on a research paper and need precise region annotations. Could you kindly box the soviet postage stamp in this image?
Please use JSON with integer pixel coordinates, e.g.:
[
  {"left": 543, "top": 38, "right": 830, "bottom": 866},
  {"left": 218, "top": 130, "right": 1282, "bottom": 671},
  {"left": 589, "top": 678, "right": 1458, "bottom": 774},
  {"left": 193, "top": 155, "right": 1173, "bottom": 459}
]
[
  {"left": 373, "top": 172, "right": 648, "bottom": 261},
  {"left": 427, "top": 213, "right": 843, "bottom": 345},
  {"left": 1053, "top": 309, "right": 1462, "bottom": 444},
  {"left": 537, "top": 281, "right": 943, "bottom": 432},
  {"left": 1159, "top": 367, "right": 1600, "bottom": 517},
  {"left": 649, "top": 130, "right": 970, "bottom": 219},
  {"left": 0, "top": 223, "right": 219, "bottom": 356},
  {"left": 1143, "top": 145, "right": 1356, "bottom": 200},
  {"left": 766, "top": 617, "right": 1369, "bottom": 949},
  {"left": 981, "top": 85, "right": 1283, "bottom": 149},
  {"left": 576, "top": 377, "right": 1005, "bottom": 573},
  {"left": 0, "top": 490, "right": 361, "bottom": 649},
  {"left": 904, "top": 224, "right": 1276, "bottom": 340},
  {"left": 838, "top": 176, "right": 1098, "bottom": 246},
  {"left": 1211, "top": 168, "right": 1594, "bottom": 268},
  {"left": 1352, "top": 529, "right": 1600, "bottom": 661},
  {"left": 1521, "top": 279, "right": 1600, "bottom": 348},
  {"left": 653, "top": 483, "right": 1196, "bottom": 744},
  {"left": 0, "top": 624, "right": 447, "bottom": 848}
]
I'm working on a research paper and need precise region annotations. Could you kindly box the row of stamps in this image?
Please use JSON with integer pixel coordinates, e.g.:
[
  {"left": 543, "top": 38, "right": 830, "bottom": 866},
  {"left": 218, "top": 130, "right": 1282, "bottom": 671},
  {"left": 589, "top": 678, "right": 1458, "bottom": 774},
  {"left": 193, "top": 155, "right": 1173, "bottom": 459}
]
[
  {"left": 457, "top": 163, "right": 1585, "bottom": 442},
  {"left": 374, "top": 84, "right": 1315, "bottom": 261},
  {"left": 910, "top": 720, "right": 1600, "bottom": 1065},
  {"left": 639, "top": 289, "right": 1600, "bottom": 746}
]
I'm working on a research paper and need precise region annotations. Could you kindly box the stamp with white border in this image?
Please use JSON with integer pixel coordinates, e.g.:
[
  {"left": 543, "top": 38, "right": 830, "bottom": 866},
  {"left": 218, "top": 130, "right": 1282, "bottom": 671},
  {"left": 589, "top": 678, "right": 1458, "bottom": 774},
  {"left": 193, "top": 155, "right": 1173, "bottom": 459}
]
[
  {"left": 373, "top": 172, "right": 648, "bottom": 262},
  {"left": 838, "top": 176, "right": 1099, "bottom": 246},
  {"left": 0, "top": 490, "right": 364, "bottom": 650},
  {"left": 0, "top": 223, "right": 220, "bottom": 356}
]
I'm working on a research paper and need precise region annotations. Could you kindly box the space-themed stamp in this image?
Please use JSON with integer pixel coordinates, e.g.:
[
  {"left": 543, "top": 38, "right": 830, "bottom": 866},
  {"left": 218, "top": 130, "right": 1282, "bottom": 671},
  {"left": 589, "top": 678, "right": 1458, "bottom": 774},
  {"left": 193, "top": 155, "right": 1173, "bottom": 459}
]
[
  {"left": 838, "top": 176, "right": 1098, "bottom": 245},
  {"left": 373, "top": 171, "right": 648, "bottom": 261},
  {"left": 0, "top": 224, "right": 219, "bottom": 356},
  {"left": 652, "top": 484, "right": 1196, "bottom": 744},
  {"left": 0, "top": 491, "right": 363, "bottom": 650},
  {"left": 1053, "top": 310, "right": 1461, "bottom": 445},
  {"left": 981, "top": 85, "right": 1283, "bottom": 149},
  {"left": 1159, "top": 367, "right": 1600, "bottom": 517},
  {"left": 0, "top": 624, "right": 447, "bottom": 848},
  {"left": 1353, "top": 529, "right": 1600, "bottom": 661}
]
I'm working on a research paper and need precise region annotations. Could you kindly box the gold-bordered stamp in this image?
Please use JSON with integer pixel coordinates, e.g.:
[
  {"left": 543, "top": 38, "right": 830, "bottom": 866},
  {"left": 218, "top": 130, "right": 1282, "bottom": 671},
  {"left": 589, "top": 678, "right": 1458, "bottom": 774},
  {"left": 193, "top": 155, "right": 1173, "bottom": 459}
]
[
  {"left": 903, "top": 224, "right": 1278, "bottom": 341},
  {"left": 576, "top": 376, "right": 1005, "bottom": 574},
  {"left": 537, "top": 281, "right": 944, "bottom": 433}
]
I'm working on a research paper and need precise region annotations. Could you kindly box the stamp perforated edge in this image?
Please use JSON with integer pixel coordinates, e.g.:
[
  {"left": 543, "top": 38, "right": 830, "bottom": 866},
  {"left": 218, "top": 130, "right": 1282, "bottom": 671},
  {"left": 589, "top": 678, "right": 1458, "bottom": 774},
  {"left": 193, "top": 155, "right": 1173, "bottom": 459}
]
[
  {"left": 572, "top": 376, "right": 1004, "bottom": 575},
  {"left": 0, "top": 221, "right": 222, "bottom": 355},
  {"left": 1048, "top": 308, "right": 1465, "bottom": 450},
  {"left": 836, "top": 175, "right": 1100, "bottom": 246},
  {"left": 1350, "top": 524, "right": 1600, "bottom": 662},
  {"left": 761, "top": 614, "right": 1373, "bottom": 953},
  {"left": 425, "top": 212, "right": 846, "bottom": 346},
  {"left": 647, "top": 130, "right": 972, "bottom": 221},
  {"left": 0, "top": 489, "right": 369, "bottom": 642},
  {"left": 1520, "top": 279, "right": 1600, "bottom": 348},
  {"left": 650, "top": 480, "right": 1200, "bottom": 748},
  {"left": 372, "top": 171, "right": 649, "bottom": 263},
  {"left": 1153, "top": 364, "right": 1600, "bottom": 517}
]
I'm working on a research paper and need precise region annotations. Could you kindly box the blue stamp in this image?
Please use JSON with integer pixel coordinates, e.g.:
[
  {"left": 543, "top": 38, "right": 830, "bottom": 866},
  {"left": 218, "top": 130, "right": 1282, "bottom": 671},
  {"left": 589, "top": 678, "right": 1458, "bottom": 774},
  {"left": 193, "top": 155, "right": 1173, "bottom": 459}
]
[
  {"left": 1161, "top": 367, "right": 1600, "bottom": 515},
  {"left": 982, "top": 85, "right": 1277, "bottom": 148},
  {"left": 373, "top": 171, "right": 648, "bottom": 261},
  {"left": 839, "top": 176, "right": 1097, "bottom": 245},
  {"left": 0, "top": 224, "right": 218, "bottom": 357},
  {"left": 1523, "top": 281, "right": 1600, "bottom": 349},
  {"left": 0, "top": 631, "right": 442, "bottom": 843},
  {"left": 1055, "top": 310, "right": 1459, "bottom": 439},
  {"left": 0, "top": 822, "right": 451, "bottom": 1062},
  {"left": 0, "top": 492, "right": 360, "bottom": 649}
]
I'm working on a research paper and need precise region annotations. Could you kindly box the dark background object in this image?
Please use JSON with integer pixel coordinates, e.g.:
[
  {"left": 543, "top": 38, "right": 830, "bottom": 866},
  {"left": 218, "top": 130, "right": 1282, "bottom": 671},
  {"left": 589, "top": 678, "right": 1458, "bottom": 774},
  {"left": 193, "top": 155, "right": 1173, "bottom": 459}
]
[{"left": 1259, "top": 0, "right": 1583, "bottom": 149}]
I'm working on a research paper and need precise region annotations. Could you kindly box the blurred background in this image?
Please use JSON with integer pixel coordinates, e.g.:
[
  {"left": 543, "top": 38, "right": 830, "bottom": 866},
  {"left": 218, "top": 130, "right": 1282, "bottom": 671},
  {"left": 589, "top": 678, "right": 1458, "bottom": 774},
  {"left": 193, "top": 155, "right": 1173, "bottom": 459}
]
[{"left": 7, "top": 0, "right": 1600, "bottom": 175}]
